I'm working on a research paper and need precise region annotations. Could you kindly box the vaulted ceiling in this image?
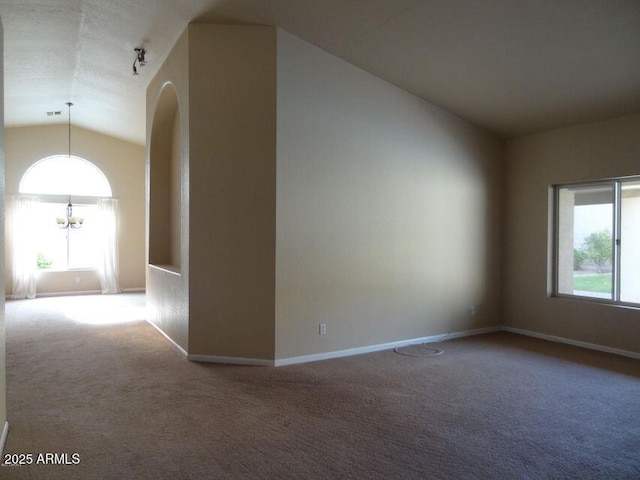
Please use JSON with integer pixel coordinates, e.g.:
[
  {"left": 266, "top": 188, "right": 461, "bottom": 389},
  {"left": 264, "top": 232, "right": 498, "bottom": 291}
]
[{"left": 1, "top": 0, "right": 639, "bottom": 145}]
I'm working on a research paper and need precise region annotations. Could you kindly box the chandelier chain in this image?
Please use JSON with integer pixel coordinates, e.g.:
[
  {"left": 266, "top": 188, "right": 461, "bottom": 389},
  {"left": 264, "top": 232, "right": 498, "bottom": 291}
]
[
  {"left": 66, "top": 101, "right": 73, "bottom": 157},
  {"left": 58, "top": 102, "right": 83, "bottom": 229}
]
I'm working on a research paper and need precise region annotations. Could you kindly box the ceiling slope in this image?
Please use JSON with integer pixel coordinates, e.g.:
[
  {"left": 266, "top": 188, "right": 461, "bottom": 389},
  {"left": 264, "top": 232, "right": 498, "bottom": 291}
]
[{"left": 1, "top": 0, "right": 639, "bottom": 144}]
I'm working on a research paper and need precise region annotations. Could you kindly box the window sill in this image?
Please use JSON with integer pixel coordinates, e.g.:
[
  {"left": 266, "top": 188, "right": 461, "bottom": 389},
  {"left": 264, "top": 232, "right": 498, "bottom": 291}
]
[{"left": 551, "top": 293, "right": 640, "bottom": 311}]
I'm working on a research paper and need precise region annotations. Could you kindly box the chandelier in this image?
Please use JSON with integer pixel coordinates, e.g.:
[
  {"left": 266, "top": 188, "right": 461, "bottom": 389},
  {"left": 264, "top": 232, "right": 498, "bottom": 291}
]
[
  {"left": 57, "top": 102, "right": 83, "bottom": 229},
  {"left": 56, "top": 195, "right": 84, "bottom": 229}
]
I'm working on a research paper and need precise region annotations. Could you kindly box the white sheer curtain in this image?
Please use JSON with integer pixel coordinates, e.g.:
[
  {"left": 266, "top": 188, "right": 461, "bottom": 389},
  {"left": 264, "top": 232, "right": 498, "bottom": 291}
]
[
  {"left": 96, "top": 198, "right": 122, "bottom": 294},
  {"left": 11, "top": 195, "right": 39, "bottom": 299}
]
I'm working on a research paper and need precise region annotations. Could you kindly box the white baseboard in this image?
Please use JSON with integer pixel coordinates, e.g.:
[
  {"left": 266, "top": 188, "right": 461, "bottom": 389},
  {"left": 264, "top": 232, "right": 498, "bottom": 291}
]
[
  {"left": 187, "top": 354, "right": 274, "bottom": 366},
  {"left": 145, "top": 320, "right": 188, "bottom": 357},
  {"left": 502, "top": 326, "right": 640, "bottom": 360},
  {"left": 274, "top": 326, "right": 502, "bottom": 367},
  {"left": 146, "top": 320, "right": 640, "bottom": 366},
  {"left": 6, "top": 288, "right": 146, "bottom": 300},
  {"left": 0, "top": 422, "right": 9, "bottom": 456},
  {"left": 5, "top": 290, "right": 102, "bottom": 300},
  {"left": 37, "top": 290, "right": 102, "bottom": 298},
  {"left": 440, "top": 326, "right": 503, "bottom": 341},
  {"left": 182, "top": 326, "right": 500, "bottom": 367}
]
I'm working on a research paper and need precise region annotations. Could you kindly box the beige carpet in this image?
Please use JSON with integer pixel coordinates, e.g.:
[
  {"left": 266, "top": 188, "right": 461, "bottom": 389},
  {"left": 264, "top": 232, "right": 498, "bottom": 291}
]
[{"left": 2, "top": 294, "right": 640, "bottom": 479}]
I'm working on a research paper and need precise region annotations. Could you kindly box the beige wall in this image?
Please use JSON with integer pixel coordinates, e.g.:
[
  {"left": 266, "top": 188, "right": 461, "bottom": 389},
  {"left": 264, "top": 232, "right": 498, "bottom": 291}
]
[
  {"left": 504, "top": 113, "right": 640, "bottom": 353},
  {"left": 275, "top": 31, "right": 504, "bottom": 359},
  {"left": 146, "top": 24, "right": 277, "bottom": 358},
  {"left": 187, "top": 24, "right": 277, "bottom": 359},
  {"left": 0, "top": 18, "right": 7, "bottom": 444},
  {"left": 3, "top": 125, "right": 145, "bottom": 296}
]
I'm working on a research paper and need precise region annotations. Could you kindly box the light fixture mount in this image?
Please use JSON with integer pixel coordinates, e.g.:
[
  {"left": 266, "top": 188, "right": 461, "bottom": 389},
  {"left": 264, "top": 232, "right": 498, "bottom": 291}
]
[{"left": 133, "top": 47, "right": 146, "bottom": 75}]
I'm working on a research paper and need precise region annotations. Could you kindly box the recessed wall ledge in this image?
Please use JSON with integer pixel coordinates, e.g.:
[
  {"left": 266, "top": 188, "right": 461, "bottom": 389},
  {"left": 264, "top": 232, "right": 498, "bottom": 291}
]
[{"left": 148, "top": 264, "right": 181, "bottom": 276}]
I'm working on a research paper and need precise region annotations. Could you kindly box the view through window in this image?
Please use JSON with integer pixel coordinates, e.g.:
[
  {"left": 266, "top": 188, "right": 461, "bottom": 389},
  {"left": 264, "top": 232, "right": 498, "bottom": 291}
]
[
  {"left": 18, "top": 155, "right": 112, "bottom": 271},
  {"left": 555, "top": 178, "right": 640, "bottom": 304}
]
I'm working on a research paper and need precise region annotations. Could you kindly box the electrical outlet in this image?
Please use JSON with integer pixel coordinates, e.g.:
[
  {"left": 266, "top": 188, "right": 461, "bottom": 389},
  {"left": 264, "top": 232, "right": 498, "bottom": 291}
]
[
  {"left": 75, "top": 277, "right": 81, "bottom": 284},
  {"left": 319, "top": 323, "right": 327, "bottom": 335},
  {"left": 469, "top": 305, "right": 476, "bottom": 316}
]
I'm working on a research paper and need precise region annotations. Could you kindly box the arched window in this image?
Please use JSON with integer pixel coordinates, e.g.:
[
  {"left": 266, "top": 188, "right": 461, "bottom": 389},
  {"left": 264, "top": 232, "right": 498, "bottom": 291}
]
[
  {"left": 19, "top": 155, "right": 112, "bottom": 197},
  {"left": 15, "top": 156, "right": 115, "bottom": 273}
]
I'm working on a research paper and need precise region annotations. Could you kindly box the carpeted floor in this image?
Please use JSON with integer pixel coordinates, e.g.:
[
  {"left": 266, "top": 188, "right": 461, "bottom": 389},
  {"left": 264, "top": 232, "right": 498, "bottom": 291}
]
[{"left": 2, "top": 294, "right": 640, "bottom": 479}]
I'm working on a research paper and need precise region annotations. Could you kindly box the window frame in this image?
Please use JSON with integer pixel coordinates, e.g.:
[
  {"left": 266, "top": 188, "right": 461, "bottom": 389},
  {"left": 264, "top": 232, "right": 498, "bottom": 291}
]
[
  {"left": 552, "top": 175, "right": 640, "bottom": 308},
  {"left": 19, "top": 155, "right": 112, "bottom": 197},
  {"left": 17, "top": 154, "right": 114, "bottom": 274}
]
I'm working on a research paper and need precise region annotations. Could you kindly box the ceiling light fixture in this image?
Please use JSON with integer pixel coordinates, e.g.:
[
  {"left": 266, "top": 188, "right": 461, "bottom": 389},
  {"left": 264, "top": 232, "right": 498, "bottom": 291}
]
[
  {"left": 133, "top": 47, "right": 146, "bottom": 75},
  {"left": 57, "top": 102, "right": 83, "bottom": 229}
]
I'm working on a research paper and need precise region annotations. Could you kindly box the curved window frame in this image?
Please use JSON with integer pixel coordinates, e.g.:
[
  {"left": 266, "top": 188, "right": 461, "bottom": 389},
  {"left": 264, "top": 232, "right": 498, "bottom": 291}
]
[
  {"left": 19, "top": 155, "right": 112, "bottom": 197},
  {"left": 17, "top": 155, "right": 114, "bottom": 272}
]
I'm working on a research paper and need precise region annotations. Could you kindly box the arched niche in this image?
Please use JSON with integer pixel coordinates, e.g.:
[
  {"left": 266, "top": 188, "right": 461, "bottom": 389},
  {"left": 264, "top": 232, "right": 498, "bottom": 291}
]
[{"left": 149, "top": 82, "right": 182, "bottom": 270}]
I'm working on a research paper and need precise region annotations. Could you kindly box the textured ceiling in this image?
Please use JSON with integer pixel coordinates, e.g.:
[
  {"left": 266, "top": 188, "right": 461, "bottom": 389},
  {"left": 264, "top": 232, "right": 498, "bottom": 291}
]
[{"left": 1, "top": 0, "right": 639, "bottom": 145}]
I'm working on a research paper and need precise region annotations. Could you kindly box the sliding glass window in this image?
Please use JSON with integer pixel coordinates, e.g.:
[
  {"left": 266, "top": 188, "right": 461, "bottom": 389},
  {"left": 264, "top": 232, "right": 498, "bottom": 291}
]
[{"left": 554, "top": 177, "right": 640, "bottom": 306}]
